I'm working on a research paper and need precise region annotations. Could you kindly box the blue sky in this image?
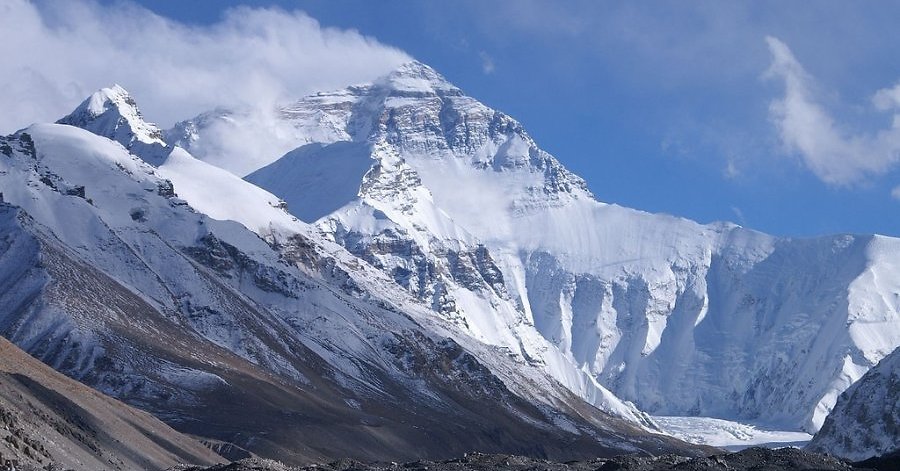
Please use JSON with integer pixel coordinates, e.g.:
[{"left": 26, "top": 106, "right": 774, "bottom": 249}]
[{"left": 12, "top": 1, "right": 900, "bottom": 237}]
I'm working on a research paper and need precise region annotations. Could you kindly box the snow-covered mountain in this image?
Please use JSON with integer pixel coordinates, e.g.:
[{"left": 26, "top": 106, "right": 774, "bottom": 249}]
[
  {"left": 0, "top": 86, "right": 699, "bottom": 464},
  {"left": 170, "top": 61, "right": 900, "bottom": 434},
  {"left": 807, "top": 346, "right": 900, "bottom": 460}
]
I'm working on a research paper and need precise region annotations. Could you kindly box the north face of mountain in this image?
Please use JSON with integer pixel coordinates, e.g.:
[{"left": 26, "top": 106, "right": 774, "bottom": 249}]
[
  {"left": 0, "top": 90, "right": 703, "bottom": 465},
  {"left": 172, "top": 60, "right": 900, "bottom": 434}
]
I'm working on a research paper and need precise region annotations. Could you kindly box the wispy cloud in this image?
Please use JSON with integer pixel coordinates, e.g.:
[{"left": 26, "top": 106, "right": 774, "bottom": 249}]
[
  {"left": 724, "top": 158, "right": 740, "bottom": 179},
  {"left": 479, "top": 51, "right": 496, "bottom": 74},
  {"left": 0, "top": 0, "right": 410, "bottom": 133},
  {"left": 873, "top": 83, "right": 900, "bottom": 111},
  {"left": 731, "top": 206, "right": 747, "bottom": 225},
  {"left": 765, "top": 36, "right": 900, "bottom": 186}
]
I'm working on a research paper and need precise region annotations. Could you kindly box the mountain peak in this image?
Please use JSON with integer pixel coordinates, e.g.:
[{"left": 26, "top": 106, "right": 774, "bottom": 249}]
[
  {"left": 58, "top": 85, "right": 166, "bottom": 150},
  {"left": 376, "top": 60, "right": 462, "bottom": 96},
  {"left": 84, "top": 84, "right": 131, "bottom": 115}
]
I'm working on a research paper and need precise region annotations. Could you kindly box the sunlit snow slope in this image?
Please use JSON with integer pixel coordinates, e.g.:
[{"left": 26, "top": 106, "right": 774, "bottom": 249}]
[{"left": 171, "top": 61, "right": 900, "bottom": 435}]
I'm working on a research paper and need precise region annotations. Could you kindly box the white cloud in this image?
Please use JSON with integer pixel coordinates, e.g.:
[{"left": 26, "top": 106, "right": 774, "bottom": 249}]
[
  {"left": 0, "top": 0, "right": 411, "bottom": 134},
  {"left": 723, "top": 158, "right": 740, "bottom": 179},
  {"left": 479, "top": 51, "right": 495, "bottom": 74},
  {"left": 873, "top": 83, "right": 900, "bottom": 111},
  {"left": 765, "top": 36, "right": 900, "bottom": 186}
]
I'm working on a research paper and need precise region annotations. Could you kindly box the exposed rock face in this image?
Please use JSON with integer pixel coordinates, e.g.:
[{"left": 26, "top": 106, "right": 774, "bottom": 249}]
[
  {"left": 808, "top": 346, "right": 900, "bottom": 460},
  {"left": 171, "top": 61, "right": 900, "bottom": 433},
  {"left": 0, "top": 337, "right": 222, "bottom": 470}
]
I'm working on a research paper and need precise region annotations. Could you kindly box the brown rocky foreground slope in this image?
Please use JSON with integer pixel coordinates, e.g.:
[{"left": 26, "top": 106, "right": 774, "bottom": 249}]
[{"left": 0, "top": 337, "right": 222, "bottom": 470}]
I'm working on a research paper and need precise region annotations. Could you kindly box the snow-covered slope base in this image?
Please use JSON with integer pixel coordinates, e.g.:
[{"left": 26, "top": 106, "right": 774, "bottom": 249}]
[
  {"left": 172, "top": 61, "right": 900, "bottom": 435},
  {"left": 807, "top": 346, "right": 900, "bottom": 460},
  {"left": 0, "top": 91, "right": 702, "bottom": 464}
]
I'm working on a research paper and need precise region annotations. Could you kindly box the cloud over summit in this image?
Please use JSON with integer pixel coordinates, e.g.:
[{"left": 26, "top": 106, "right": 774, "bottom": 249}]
[{"left": 0, "top": 0, "right": 411, "bottom": 133}]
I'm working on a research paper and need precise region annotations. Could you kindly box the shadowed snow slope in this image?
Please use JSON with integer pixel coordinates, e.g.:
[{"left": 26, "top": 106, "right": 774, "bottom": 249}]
[
  {"left": 0, "top": 88, "right": 703, "bottom": 465},
  {"left": 171, "top": 61, "right": 900, "bottom": 437}
]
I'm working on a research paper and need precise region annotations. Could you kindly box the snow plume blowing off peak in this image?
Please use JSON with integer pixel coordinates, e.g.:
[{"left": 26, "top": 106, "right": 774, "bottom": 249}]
[{"left": 0, "top": 0, "right": 410, "bottom": 134}]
